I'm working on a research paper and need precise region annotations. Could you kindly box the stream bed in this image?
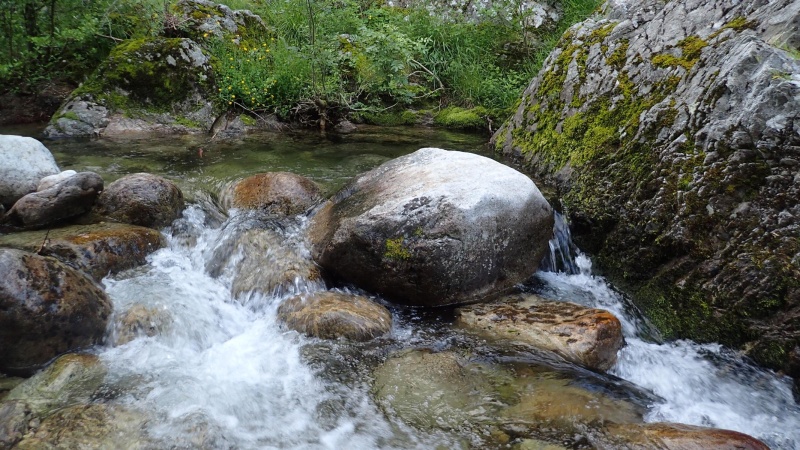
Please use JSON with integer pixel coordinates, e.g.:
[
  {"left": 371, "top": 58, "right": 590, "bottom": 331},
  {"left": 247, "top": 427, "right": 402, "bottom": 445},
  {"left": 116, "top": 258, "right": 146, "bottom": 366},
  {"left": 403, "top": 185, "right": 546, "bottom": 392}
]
[{"left": 3, "top": 126, "right": 800, "bottom": 449}]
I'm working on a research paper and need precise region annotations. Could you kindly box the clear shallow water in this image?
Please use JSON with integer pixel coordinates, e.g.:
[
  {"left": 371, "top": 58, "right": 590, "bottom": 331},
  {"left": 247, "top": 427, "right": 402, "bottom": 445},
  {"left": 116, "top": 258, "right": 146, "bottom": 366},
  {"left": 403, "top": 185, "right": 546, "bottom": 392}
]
[{"left": 4, "top": 126, "right": 799, "bottom": 448}]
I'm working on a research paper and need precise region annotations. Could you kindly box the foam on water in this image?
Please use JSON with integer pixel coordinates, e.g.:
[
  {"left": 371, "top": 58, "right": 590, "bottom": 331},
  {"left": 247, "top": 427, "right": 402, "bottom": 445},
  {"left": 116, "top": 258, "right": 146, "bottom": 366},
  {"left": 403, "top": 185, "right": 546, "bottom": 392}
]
[
  {"left": 99, "top": 205, "right": 432, "bottom": 449},
  {"left": 536, "top": 255, "right": 800, "bottom": 449}
]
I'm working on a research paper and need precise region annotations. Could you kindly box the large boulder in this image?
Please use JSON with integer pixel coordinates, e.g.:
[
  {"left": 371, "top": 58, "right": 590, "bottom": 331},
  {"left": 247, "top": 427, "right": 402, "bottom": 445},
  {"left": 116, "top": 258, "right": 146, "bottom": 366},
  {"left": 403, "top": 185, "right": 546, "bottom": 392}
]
[
  {"left": 220, "top": 172, "right": 323, "bottom": 216},
  {"left": 0, "top": 223, "right": 164, "bottom": 281},
  {"left": 493, "top": 0, "right": 800, "bottom": 373},
  {"left": 0, "top": 249, "right": 112, "bottom": 375},
  {"left": 95, "top": 173, "right": 184, "bottom": 228},
  {"left": 0, "top": 135, "right": 59, "bottom": 207},
  {"left": 277, "top": 290, "right": 392, "bottom": 341},
  {"left": 44, "top": 37, "right": 217, "bottom": 137},
  {"left": 456, "top": 294, "right": 624, "bottom": 371},
  {"left": 309, "top": 147, "right": 554, "bottom": 307},
  {"left": 6, "top": 172, "right": 103, "bottom": 228}
]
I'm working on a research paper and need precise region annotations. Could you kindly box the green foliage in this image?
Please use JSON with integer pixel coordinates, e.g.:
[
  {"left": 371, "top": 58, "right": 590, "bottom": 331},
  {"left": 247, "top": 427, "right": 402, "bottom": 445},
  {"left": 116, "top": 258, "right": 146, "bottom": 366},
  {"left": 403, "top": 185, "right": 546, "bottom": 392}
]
[{"left": 0, "top": 0, "right": 167, "bottom": 92}]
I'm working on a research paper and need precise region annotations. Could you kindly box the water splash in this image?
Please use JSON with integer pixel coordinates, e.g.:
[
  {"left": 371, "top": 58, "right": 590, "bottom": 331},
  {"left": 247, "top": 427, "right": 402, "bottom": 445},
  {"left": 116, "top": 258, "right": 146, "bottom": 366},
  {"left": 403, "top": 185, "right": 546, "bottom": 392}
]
[
  {"left": 100, "top": 205, "right": 439, "bottom": 449},
  {"left": 536, "top": 255, "right": 800, "bottom": 449}
]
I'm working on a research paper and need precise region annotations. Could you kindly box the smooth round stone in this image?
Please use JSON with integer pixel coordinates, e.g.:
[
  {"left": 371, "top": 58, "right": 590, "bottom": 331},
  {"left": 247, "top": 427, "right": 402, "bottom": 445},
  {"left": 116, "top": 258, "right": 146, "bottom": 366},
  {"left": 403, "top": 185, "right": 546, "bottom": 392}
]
[
  {"left": 277, "top": 291, "right": 392, "bottom": 341},
  {"left": 95, "top": 173, "right": 184, "bottom": 228},
  {"left": 221, "top": 172, "right": 322, "bottom": 216}
]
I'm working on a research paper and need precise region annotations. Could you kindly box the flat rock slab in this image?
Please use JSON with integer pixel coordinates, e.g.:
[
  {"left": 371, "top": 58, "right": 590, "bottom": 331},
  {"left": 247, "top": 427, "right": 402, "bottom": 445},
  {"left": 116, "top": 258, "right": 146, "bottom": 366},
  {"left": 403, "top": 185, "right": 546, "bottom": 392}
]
[
  {"left": 456, "top": 294, "right": 623, "bottom": 371},
  {"left": 278, "top": 291, "right": 392, "bottom": 341},
  {"left": 0, "top": 223, "right": 164, "bottom": 281}
]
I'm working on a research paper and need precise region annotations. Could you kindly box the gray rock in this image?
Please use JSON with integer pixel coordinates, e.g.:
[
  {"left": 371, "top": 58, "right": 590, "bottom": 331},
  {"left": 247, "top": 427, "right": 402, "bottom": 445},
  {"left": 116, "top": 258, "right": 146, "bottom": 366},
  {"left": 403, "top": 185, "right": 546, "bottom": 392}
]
[
  {"left": 37, "top": 170, "right": 77, "bottom": 191},
  {"left": 42, "top": 100, "right": 109, "bottom": 138},
  {"left": 0, "top": 135, "right": 59, "bottom": 207},
  {"left": 493, "top": 0, "right": 800, "bottom": 373},
  {"left": 277, "top": 290, "right": 392, "bottom": 341},
  {"left": 309, "top": 147, "right": 554, "bottom": 307},
  {"left": 0, "top": 249, "right": 112, "bottom": 375},
  {"left": 95, "top": 173, "right": 184, "bottom": 229},
  {"left": 6, "top": 171, "right": 103, "bottom": 228},
  {"left": 175, "top": 0, "right": 268, "bottom": 41}
]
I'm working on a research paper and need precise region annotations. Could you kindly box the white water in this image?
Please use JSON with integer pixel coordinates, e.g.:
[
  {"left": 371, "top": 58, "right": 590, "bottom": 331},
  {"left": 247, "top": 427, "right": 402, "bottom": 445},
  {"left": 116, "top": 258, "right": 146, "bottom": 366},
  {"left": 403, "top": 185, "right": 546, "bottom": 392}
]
[
  {"left": 99, "top": 205, "right": 436, "bottom": 449},
  {"left": 536, "top": 255, "right": 800, "bottom": 449},
  {"left": 95, "top": 202, "right": 800, "bottom": 449}
]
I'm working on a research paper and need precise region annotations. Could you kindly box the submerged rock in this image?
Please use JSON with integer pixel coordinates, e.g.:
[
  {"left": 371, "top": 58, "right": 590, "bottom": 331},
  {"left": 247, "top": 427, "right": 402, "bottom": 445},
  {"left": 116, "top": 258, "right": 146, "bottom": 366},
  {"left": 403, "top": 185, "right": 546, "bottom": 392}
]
[
  {"left": 6, "top": 171, "right": 103, "bottom": 228},
  {"left": 0, "top": 135, "right": 59, "bottom": 207},
  {"left": 0, "top": 222, "right": 164, "bottom": 281},
  {"left": 0, "top": 249, "right": 111, "bottom": 375},
  {"left": 4, "top": 353, "right": 106, "bottom": 417},
  {"left": 206, "top": 225, "right": 323, "bottom": 298},
  {"left": 371, "top": 349, "right": 648, "bottom": 446},
  {"left": 492, "top": 0, "right": 800, "bottom": 374},
  {"left": 277, "top": 290, "right": 392, "bottom": 341},
  {"left": 111, "top": 304, "right": 173, "bottom": 346},
  {"left": 309, "top": 147, "right": 554, "bottom": 307},
  {"left": 221, "top": 172, "right": 323, "bottom": 216},
  {"left": 456, "top": 294, "right": 623, "bottom": 371},
  {"left": 95, "top": 173, "right": 184, "bottom": 228},
  {"left": 13, "top": 404, "right": 150, "bottom": 449}
]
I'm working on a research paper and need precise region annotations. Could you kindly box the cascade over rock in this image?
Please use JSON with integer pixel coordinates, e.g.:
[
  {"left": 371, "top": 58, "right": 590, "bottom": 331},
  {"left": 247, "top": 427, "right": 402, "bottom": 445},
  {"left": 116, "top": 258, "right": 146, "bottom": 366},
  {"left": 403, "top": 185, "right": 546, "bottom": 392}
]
[
  {"left": 309, "top": 147, "right": 554, "bottom": 307},
  {"left": 493, "top": 0, "right": 800, "bottom": 373}
]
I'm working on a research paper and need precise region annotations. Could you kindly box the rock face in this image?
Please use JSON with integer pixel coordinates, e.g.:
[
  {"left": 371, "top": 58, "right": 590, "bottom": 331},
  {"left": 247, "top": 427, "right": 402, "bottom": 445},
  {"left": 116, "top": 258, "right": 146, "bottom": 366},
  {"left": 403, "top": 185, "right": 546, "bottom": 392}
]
[
  {"left": 456, "top": 294, "right": 624, "bottom": 371},
  {"left": 309, "top": 147, "right": 554, "bottom": 307},
  {"left": 0, "top": 223, "right": 164, "bottom": 281},
  {"left": 277, "top": 291, "right": 392, "bottom": 341},
  {"left": 44, "top": 37, "right": 217, "bottom": 137},
  {"left": 96, "top": 173, "right": 184, "bottom": 228},
  {"left": 493, "top": 0, "right": 800, "bottom": 372},
  {"left": 0, "top": 136, "right": 59, "bottom": 207},
  {"left": 0, "top": 249, "right": 112, "bottom": 374},
  {"left": 221, "top": 172, "right": 323, "bottom": 215},
  {"left": 6, "top": 172, "right": 103, "bottom": 228}
]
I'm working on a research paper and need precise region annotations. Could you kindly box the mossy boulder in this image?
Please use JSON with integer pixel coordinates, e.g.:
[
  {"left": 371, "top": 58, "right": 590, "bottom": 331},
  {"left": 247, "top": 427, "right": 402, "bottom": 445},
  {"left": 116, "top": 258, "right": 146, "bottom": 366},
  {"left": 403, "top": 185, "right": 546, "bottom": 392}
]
[
  {"left": 44, "top": 37, "right": 217, "bottom": 137},
  {"left": 493, "top": 0, "right": 800, "bottom": 375}
]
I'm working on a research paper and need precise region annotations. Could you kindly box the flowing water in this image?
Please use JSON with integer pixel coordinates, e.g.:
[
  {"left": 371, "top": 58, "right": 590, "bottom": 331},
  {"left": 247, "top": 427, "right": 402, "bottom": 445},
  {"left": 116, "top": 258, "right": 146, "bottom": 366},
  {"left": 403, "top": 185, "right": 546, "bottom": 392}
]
[{"left": 4, "top": 126, "right": 800, "bottom": 448}]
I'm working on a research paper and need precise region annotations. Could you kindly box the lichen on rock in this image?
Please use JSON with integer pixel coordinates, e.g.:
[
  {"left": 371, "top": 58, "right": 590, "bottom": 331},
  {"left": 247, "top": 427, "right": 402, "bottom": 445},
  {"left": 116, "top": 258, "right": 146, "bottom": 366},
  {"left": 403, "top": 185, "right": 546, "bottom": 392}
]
[{"left": 493, "top": 0, "right": 800, "bottom": 374}]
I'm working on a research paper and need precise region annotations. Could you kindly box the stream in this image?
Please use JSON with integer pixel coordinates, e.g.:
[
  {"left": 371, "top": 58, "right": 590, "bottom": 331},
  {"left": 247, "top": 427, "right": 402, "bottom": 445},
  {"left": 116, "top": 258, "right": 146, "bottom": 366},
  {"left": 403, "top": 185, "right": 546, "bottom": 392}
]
[{"left": 5, "top": 126, "right": 800, "bottom": 448}]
